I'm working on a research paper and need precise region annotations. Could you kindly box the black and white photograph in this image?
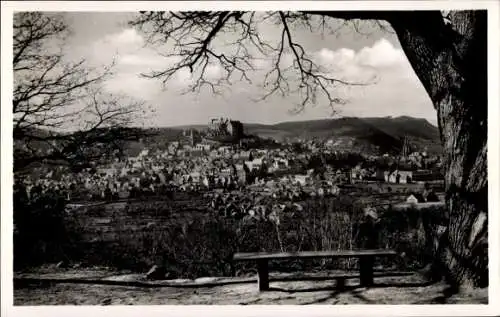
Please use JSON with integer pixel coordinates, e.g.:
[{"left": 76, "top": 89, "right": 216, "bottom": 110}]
[{"left": 1, "top": 0, "right": 499, "bottom": 314}]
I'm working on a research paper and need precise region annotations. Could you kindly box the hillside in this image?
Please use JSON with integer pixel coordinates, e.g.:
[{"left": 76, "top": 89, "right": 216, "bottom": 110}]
[
  {"left": 248, "top": 116, "right": 441, "bottom": 154},
  {"left": 15, "top": 117, "right": 443, "bottom": 159},
  {"left": 162, "top": 116, "right": 441, "bottom": 155}
]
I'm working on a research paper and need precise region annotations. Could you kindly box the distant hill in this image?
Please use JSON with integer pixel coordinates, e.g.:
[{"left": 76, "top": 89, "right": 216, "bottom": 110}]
[
  {"left": 154, "top": 116, "right": 442, "bottom": 155},
  {"left": 246, "top": 116, "right": 442, "bottom": 154},
  {"left": 14, "top": 117, "right": 443, "bottom": 161}
]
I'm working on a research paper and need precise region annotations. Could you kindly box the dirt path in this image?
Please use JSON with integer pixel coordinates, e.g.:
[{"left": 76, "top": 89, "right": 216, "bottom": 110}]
[{"left": 14, "top": 268, "right": 488, "bottom": 305}]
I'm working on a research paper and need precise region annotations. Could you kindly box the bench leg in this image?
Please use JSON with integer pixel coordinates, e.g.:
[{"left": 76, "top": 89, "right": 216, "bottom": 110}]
[
  {"left": 230, "top": 262, "right": 236, "bottom": 277},
  {"left": 359, "top": 256, "right": 374, "bottom": 287},
  {"left": 336, "top": 276, "right": 346, "bottom": 291},
  {"left": 257, "top": 259, "right": 269, "bottom": 291}
]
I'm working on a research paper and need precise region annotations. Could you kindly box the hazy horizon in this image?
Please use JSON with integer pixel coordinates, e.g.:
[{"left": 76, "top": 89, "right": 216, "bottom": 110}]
[{"left": 137, "top": 114, "right": 438, "bottom": 129}]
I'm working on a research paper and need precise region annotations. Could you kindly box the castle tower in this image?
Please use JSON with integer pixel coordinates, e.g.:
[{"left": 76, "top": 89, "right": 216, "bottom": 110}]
[{"left": 401, "top": 135, "right": 411, "bottom": 158}]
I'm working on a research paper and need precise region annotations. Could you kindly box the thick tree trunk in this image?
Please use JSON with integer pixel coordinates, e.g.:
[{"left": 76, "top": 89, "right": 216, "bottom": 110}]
[{"left": 389, "top": 11, "right": 488, "bottom": 288}]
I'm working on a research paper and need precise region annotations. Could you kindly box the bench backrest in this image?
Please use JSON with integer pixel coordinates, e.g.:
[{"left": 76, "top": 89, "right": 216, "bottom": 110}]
[{"left": 233, "top": 249, "right": 397, "bottom": 261}]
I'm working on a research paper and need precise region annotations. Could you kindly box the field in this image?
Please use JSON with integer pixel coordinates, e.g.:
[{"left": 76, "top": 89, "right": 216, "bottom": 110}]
[{"left": 16, "top": 190, "right": 445, "bottom": 276}]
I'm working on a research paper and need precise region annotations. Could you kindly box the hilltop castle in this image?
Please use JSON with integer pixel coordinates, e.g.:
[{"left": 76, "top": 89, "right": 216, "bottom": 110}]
[{"left": 207, "top": 117, "right": 244, "bottom": 142}]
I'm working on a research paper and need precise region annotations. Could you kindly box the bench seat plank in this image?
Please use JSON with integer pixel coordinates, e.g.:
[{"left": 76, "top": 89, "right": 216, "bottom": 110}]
[{"left": 233, "top": 249, "right": 396, "bottom": 261}]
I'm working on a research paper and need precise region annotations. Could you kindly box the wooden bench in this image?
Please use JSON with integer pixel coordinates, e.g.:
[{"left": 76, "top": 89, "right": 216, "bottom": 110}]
[{"left": 233, "top": 249, "right": 397, "bottom": 291}]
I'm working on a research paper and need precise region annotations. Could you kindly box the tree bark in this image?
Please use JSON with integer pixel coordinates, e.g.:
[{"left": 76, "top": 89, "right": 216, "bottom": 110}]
[{"left": 388, "top": 11, "right": 488, "bottom": 288}]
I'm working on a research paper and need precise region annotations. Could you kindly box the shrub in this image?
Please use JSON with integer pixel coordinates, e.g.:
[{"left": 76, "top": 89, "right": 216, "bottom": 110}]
[
  {"left": 13, "top": 184, "right": 79, "bottom": 269},
  {"left": 14, "top": 188, "right": 446, "bottom": 278}
]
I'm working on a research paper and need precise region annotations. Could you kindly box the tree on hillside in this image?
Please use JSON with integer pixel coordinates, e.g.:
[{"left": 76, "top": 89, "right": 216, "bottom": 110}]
[
  {"left": 130, "top": 10, "right": 488, "bottom": 288},
  {"left": 13, "top": 12, "right": 146, "bottom": 172}
]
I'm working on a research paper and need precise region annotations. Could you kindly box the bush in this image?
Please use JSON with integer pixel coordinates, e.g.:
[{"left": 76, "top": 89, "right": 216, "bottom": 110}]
[
  {"left": 14, "top": 184, "right": 80, "bottom": 270},
  {"left": 44, "top": 196, "right": 447, "bottom": 278}
]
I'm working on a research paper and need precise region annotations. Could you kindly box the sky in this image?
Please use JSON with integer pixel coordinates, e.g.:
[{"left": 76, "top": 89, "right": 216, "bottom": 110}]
[{"left": 61, "top": 12, "right": 437, "bottom": 127}]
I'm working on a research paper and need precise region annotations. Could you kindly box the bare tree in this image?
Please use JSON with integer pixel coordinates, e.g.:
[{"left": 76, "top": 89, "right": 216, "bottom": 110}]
[
  {"left": 130, "top": 10, "right": 488, "bottom": 288},
  {"left": 14, "top": 12, "right": 145, "bottom": 171}
]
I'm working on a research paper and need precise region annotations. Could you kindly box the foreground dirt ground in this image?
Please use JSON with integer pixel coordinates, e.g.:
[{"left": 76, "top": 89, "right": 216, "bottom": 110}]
[{"left": 14, "top": 267, "right": 488, "bottom": 305}]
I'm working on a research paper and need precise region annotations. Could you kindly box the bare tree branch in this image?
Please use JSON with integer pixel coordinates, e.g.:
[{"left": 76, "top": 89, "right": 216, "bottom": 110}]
[
  {"left": 130, "top": 11, "right": 383, "bottom": 114},
  {"left": 13, "top": 12, "right": 145, "bottom": 171}
]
